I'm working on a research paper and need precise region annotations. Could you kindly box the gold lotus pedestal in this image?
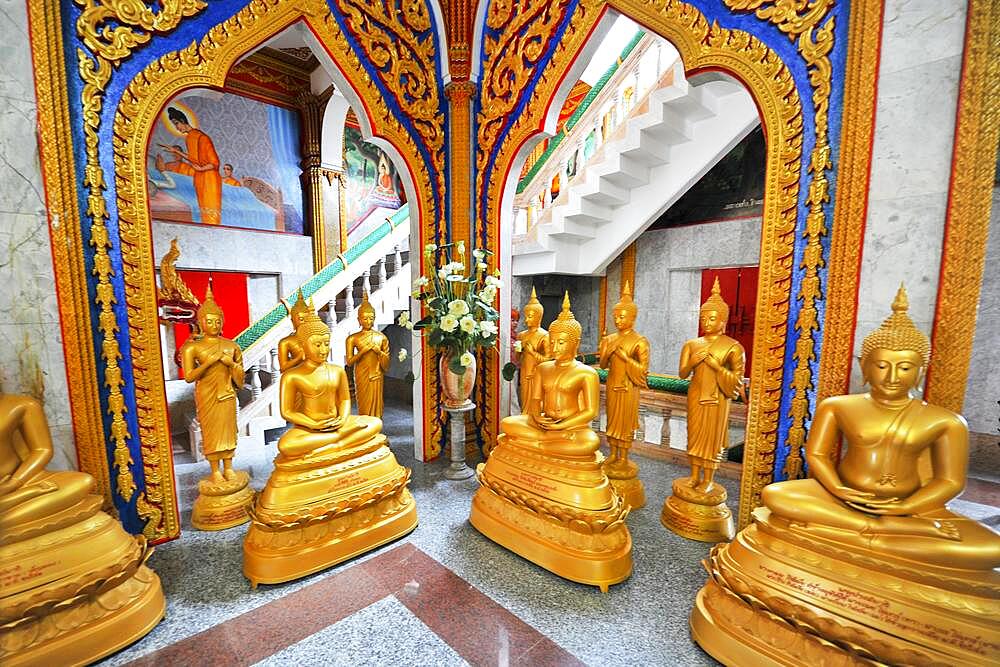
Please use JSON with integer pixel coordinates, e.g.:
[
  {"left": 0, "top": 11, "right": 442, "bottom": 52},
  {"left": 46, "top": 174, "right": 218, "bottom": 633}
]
[
  {"left": 691, "top": 508, "right": 1000, "bottom": 666},
  {"left": 243, "top": 433, "right": 417, "bottom": 587},
  {"left": 191, "top": 470, "right": 254, "bottom": 531},
  {"left": 470, "top": 436, "right": 632, "bottom": 592},
  {"left": 660, "top": 478, "right": 734, "bottom": 543}
]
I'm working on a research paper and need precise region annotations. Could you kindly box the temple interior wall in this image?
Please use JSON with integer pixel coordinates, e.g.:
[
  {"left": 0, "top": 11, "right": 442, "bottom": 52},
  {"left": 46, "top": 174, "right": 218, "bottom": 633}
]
[{"left": 0, "top": 0, "right": 75, "bottom": 470}]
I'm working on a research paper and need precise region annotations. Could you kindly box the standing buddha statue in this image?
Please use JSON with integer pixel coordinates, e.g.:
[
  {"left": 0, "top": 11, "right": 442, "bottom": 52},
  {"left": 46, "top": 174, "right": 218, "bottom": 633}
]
[
  {"left": 661, "top": 278, "right": 744, "bottom": 542},
  {"left": 0, "top": 392, "right": 165, "bottom": 665},
  {"left": 598, "top": 281, "right": 650, "bottom": 509},
  {"left": 516, "top": 287, "right": 549, "bottom": 408},
  {"left": 690, "top": 286, "right": 1000, "bottom": 666},
  {"left": 243, "top": 309, "right": 417, "bottom": 586},
  {"left": 277, "top": 289, "right": 313, "bottom": 372},
  {"left": 470, "top": 293, "right": 632, "bottom": 591},
  {"left": 180, "top": 283, "right": 254, "bottom": 530},
  {"left": 345, "top": 292, "right": 390, "bottom": 417}
]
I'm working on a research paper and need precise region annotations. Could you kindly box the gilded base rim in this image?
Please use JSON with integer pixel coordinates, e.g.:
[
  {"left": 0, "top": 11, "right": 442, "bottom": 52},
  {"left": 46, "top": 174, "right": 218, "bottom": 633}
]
[
  {"left": 4, "top": 566, "right": 165, "bottom": 667},
  {"left": 191, "top": 485, "right": 255, "bottom": 531},
  {"left": 243, "top": 499, "right": 418, "bottom": 587},
  {"left": 469, "top": 489, "right": 632, "bottom": 591},
  {"left": 609, "top": 476, "right": 646, "bottom": 510},
  {"left": 660, "top": 495, "right": 734, "bottom": 543},
  {"left": 690, "top": 581, "right": 790, "bottom": 667}
]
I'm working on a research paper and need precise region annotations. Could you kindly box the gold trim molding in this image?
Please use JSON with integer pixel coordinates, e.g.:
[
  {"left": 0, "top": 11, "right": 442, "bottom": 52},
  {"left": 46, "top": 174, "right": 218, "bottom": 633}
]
[{"left": 925, "top": 0, "right": 1000, "bottom": 413}]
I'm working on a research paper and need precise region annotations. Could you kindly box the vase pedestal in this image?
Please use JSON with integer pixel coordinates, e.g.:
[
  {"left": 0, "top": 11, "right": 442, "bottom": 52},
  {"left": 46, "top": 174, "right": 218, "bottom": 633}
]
[{"left": 443, "top": 403, "right": 476, "bottom": 480}]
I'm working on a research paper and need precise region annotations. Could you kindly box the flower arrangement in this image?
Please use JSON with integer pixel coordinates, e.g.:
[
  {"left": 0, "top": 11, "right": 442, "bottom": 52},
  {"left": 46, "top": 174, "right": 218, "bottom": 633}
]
[{"left": 398, "top": 241, "right": 502, "bottom": 374}]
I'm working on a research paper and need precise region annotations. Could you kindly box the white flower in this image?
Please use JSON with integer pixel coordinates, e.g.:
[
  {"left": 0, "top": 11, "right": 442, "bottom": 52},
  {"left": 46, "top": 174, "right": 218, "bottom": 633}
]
[
  {"left": 397, "top": 311, "right": 410, "bottom": 327},
  {"left": 438, "top": 267, "right": 450, "bottom": 280},
  {"left": 479, "top": 320, "right": 498, "bottom": 338},
  {"left": 514, "top": 340, "right": 523, "bottom": 353},
  {"left": 485, "top": 275, "right": 503, "bottom": 289},
  {"left": 448, "top": 261, "right": 464, "bottom": 273},
  {"left": 477, "top": 261, "right": 487, "bottom": 271},
  {"left": 460, "top": 351, "right": 475, "bottom": 367},
  {"left": 413, "top": 276, "right": 429, "bottom": 290},
  {"left": 440, "top": 314, "right": 459, "bottom": 332},
  {"left": 472, "top": 249, "right": 485, "bottom": 260},
  {"left": 460, "top": 315, "right": 477, "bottom": 334},
  {"left": 448, "top": 299, "right": 470, "bottom": 316},
  {"left": 398, "top": 348, "right": 408, "bottom": 362},
  {"left": 456, "top": 241, "right": 466, "bottom": 255},
  {"left": 446, "top": 274, "right": 464, "bottom": 282},
  {"left": 479, "top": 285, "right": 497, "bottom": 303},
  {"left": 424, "top": 243, "right": 437, "bottom": 253}
]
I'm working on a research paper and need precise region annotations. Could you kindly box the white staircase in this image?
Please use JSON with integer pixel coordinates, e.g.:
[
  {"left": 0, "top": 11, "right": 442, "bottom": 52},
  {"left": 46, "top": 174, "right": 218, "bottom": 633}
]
[
  {"left": 512, "top": 45, "right": 759, "bottom": 276},
  {"left": 234, "top": 214, "right": 411, "bottom": 451}
]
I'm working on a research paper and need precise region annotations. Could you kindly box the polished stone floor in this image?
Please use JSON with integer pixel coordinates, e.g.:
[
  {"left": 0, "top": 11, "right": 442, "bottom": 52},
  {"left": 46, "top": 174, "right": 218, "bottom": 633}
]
[{"left": 100, "top": 395, "right": 1000, "bottom": 667}]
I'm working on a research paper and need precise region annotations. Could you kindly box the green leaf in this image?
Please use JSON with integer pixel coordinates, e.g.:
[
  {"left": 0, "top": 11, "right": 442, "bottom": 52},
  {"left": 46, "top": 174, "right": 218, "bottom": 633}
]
[{"left": 448, "top": 356, "right": 466, "bottom": 374}]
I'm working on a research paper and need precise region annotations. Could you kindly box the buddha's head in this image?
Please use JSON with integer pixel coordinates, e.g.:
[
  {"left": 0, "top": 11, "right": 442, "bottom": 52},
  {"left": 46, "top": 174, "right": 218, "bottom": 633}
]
[
  {"left": 548, "top": 292, "right": 582, "bottom": 362},
  {"left": 358, "top": 292, "right": 376, "bottom": 330},
  {"left": 296, "top": 311, "right": 331, "bottom": 363},
  {"left": 860, "top": 285, "right": 930, "bottom": 401},
  {"left": 613, "top": 281, "right": 638, "bottom": 332},
  {"left": 167, "top": 107, "right": 191, "bottom": 134},
  {"left": 197, "top": 282, "right": 224, "bottom": 336},
  {"left": 288, "top": 289, "right": 312, "bottom": 330},
  {"left": 699, "top": 277, "right": 729, "bottom": 336},
  {"left": 523, "top": 286, "right": 543, "bottom": 328}
]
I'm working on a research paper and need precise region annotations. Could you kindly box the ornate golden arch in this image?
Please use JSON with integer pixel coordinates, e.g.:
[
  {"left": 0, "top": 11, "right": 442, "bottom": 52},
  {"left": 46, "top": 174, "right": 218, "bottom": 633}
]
[
  {"left": 478, "top": 0, "right": 809, "bottom": 526},
  {"left": 110, "top": 1, "right": 442, "bottom": 539}
]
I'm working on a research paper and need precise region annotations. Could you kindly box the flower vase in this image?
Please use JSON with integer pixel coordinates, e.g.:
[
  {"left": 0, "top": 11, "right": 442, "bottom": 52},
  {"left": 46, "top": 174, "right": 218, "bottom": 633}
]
[{"left": 439, "top": 353, "right": 476, "bottom": 408}]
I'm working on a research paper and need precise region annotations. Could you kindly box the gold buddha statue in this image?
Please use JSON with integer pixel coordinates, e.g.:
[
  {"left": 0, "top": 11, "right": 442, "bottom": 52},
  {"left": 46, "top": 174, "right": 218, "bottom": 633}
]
[
  {"left": 661, "top": 278, "right": 744, "bottom": 542},
  {"left": 691, "top": 286, "right": 1000, "bottom": 666},
  {"left": 243, "top": 309, "right": 417, "bottom": 586},
  {"left": 277, "top": 289, "right": 313, "bottom": 372},
  {"left": 345, "top": 292, "right": 390, "bottom": 418},
  {"left": 180, "top": 283, "right": 253, "bottom": 530},
  {"left": 0, "top": 392, "right": 165, "bottom": 665},
  {"left": 516, "top": 286, "right": 549, "bottom": 407},
  {"left": 598, "top": 281, "right": 650, "bottom": 509},
  {"left": 470, "top": 293, "right": 632, "bottom": 591}
]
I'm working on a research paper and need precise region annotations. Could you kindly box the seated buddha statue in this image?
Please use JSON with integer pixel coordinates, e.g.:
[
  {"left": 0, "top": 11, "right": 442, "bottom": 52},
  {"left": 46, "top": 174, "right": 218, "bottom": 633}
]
[
  {"left": 0, "top": 392, "right": 165, "bottom": 665},
  {"left": 690, "top": 287, "right": 1000, "bottom": 667},
  {"left": 243, "top": 309, "right": 417, "bottom": 587},
  {"left": 470, "top": 293, "right": 632, "bottom": 591}
]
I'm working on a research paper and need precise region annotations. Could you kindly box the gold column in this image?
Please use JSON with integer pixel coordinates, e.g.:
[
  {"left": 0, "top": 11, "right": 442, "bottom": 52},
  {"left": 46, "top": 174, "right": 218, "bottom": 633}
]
[
  {"left": 445, "top": 80, "right": 476, "bottom": 251},
  {"left": 620, "top": 241, "right": 637, "bottom": 296},
  {"left": 297, "top": 92, "right": 329, "bottom": 273}
]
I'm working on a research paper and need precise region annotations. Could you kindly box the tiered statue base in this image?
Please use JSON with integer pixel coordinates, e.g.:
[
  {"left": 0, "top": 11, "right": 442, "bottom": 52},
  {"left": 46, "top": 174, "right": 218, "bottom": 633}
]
[
  {"left": 0, "top": 494, "right": 165, "bottom": 666},
  {"left": 603, "top": 458, "right": 646, "bottom": 510},
  {"left": 192, "top": 470, "right": 254, "bottom": 531},
  {"left": 690, "top": 508, "right": 1000, "bottom": 666},
  {"left": 243, "top": 434, "right": 417, "bottom": 587},
  {"left": 661, "top": 478, "right": 734, "bottom": 542},
  {"left": 469, "top": 436, "right": 632, "bottom": 592}
]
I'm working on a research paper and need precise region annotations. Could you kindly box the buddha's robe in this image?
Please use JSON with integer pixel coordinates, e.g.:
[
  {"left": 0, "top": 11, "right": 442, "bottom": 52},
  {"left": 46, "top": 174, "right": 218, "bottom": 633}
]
[
  {"left": 684, "top": 335, "right": 744, "bottom": 469},
  {"left": 184, "top": 338, "right": 240, "bottom": 460},
  {"left": 600, "top": 330, "right": 649, "bottom": 442},
  {"left": 185, "top": 129, "right": 222, "bottom": 225}
]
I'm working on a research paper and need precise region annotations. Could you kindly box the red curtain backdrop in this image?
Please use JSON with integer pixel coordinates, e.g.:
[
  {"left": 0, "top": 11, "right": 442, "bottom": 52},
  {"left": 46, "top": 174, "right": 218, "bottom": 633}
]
[
  {"left": 700, "top": 266, "right": 759, "bottom": 378},
  {"left": 173, "top": 271, "right": 250, "bottom": 378}
]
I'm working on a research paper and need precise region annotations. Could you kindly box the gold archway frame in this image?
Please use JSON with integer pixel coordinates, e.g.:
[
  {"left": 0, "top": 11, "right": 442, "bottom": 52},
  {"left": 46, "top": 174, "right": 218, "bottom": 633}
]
[
  {"left": 111, "top": 1, "right": 444, "bottom": 539},
  {"left": 478, "top": 0, "right": 806, "bottom": 526}
]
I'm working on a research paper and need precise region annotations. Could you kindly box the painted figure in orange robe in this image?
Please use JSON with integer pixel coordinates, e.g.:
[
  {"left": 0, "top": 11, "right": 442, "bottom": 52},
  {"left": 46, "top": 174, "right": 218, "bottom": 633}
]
[
  {"left": 166, "top": 107, "right": 222, "bottom": 225},
  {"left": 222, "top": 163, "right": 242, "bottom": 187}
]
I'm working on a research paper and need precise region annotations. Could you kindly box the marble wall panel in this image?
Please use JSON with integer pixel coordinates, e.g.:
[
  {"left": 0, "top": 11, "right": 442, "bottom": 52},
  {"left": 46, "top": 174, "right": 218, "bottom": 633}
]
[
  {"left": 0, "top": 0, "right": 75, "bottom": 469},
  {"left": 854, "top": 0, "right": 967, "bottom": 388}
]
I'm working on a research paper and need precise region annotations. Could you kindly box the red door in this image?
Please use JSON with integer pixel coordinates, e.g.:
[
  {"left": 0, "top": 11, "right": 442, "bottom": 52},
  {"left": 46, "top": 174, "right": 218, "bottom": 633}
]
[
  {"left": 700, "top": 266, "right": 759, "bottom": 378},
  {"left": 173, "top": 270, "right": 250, "bottom": 378}
]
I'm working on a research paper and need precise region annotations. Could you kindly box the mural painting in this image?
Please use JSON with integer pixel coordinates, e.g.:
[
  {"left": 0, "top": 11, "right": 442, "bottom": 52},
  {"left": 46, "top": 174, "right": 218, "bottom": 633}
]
[
  {"left": 147, "top": 90, "right": 305, "bottom": 233},
  {"left": 343, "top": 118, "right": 404, "bottom": 243}
]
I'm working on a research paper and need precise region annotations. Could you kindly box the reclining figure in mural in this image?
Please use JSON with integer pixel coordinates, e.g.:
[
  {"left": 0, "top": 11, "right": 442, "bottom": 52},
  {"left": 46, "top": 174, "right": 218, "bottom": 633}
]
[
  {"left": 690, "top": 286, "right": 1000, "bottom": 667},
  {"left": 470, "top": 293, "right": 632, "bottom": 591},
  {"left": 243, "top": 309, "right": 417, "bottom": 587},
  {"left": 0, "top": 392, "right": 165, "bottom": 665}
]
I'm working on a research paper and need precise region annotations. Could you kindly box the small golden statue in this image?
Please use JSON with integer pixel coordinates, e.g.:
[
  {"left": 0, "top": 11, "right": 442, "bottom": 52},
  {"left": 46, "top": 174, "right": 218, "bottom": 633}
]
[
  {"left": 470, "top": 293, "right": 632, "bottom": 591},
  {"left": 598, "top": 281, "right": 650, "bottom": 509},
  {"left": 243, "top": 309, "right": 417, "bottom": 586},
  {"left": 181, "top": 283, "right": 254, "bottom": 530},
  {"left": 277, "top": 289, "right": 313, "bottom": 372},
  {"left": 345, "top": 292, "right": 390, "bottom": 418},
  {"left": 0, "top": 392, "right": 165, "bottom": 665},
  {"left": 516, "top": 287, "right": 549, "bottom": 407},
  {"left": 661, "top": 278, "right": 744, "bottom": 542},
  {"left": 690, "top": 286, "right": 1000, "bottom": 666}
]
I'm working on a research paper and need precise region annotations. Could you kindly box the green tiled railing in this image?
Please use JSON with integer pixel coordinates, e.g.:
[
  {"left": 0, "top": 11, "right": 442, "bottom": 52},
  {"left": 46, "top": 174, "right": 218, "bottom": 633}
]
[
  {"left": 235, "top": 203, "right": 410, "bottom": 351},
  {"left": 516, "top": 31, "right": 645, "bottom": 195}
]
